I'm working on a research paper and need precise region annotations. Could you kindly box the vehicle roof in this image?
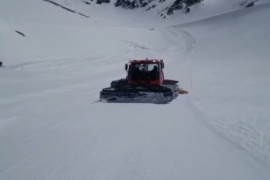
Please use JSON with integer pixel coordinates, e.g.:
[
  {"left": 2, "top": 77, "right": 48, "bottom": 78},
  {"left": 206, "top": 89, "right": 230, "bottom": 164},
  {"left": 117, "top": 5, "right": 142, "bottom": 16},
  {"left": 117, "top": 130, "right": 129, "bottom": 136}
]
[{"left": 129, "top": 59, "right": 163, "bottom": 64}]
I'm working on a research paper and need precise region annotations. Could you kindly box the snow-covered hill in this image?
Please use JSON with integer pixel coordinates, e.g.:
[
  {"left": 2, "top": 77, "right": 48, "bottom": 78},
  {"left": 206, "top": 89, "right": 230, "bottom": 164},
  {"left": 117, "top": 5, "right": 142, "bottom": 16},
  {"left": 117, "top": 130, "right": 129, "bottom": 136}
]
[{"left": 1, "top": 0, "right": 270, "bottom": 179}]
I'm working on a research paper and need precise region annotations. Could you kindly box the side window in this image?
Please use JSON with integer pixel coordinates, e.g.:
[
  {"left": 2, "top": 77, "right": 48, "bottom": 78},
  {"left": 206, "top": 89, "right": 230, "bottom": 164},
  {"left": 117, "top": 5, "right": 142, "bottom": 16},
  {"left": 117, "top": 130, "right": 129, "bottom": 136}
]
[
  {"left": 149, "top": 64, "right": 159, "bottom": 71},
  {"left": 150, "top": 64, "right": 159, "bottom": 80}
]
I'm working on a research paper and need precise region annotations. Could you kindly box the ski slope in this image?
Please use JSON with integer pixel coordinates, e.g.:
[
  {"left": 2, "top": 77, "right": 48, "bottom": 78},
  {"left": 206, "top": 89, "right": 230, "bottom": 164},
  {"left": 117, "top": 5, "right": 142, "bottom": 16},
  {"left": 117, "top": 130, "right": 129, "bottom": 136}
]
[{"left": 1, "top": 0, "right": 270, "bottom": 179}]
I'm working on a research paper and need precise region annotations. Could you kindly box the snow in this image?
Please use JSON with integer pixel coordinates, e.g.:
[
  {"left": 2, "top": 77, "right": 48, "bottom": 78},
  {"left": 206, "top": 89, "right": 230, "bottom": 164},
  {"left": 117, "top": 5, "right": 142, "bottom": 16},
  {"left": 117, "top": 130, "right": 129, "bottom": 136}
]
[{"left": 1, "top": 0, "right": 270, "bottom": 179}]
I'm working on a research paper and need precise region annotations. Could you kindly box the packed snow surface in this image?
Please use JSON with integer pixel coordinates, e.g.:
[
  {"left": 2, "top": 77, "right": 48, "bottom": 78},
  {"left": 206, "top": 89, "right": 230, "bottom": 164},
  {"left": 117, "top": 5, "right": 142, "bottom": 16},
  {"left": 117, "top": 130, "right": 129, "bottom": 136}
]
[{"left": 0, "top": 0, "right": 270, "bottom": 179}]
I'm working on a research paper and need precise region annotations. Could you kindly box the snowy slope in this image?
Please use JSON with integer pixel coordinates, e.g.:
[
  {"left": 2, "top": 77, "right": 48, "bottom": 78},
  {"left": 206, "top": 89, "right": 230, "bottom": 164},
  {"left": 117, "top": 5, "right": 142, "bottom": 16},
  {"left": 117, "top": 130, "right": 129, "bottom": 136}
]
[
  {"left": 1, "top": 0, "right": 270, "bottom": 179},
  {"left": 176, "top": 2, "right": 270, "bottom": 164}
]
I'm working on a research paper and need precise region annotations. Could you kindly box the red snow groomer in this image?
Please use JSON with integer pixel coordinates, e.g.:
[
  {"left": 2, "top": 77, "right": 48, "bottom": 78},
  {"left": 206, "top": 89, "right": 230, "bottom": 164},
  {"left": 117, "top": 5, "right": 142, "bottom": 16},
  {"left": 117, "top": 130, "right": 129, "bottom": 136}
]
[{"left": 100, "top": 59, "right": 181, "bottom": 103}]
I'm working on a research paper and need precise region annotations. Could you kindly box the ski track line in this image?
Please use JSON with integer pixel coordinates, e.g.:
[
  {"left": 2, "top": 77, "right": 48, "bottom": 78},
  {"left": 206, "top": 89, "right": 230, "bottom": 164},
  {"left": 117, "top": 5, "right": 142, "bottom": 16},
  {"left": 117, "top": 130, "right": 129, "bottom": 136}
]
[
  {"left": 0, "top": 119, "right": 67, "bottom": 178},
  {"left": 260, "top": 123, "right": 270, "bottom": 151},
  {"left": 187, "top": 96, "right": 270, "bottom": 168},
  {"left": 0, "top": 69, "right": 119, "bottom": 108},
  {"left": 165, "top": 22, "right": 270, "bottom": 169},
  {"left": 0, "top": 80, "right": 100, "bottom": 107},
  {"left": 0, "top": 118, "right": 93, "bottom": 180},
  {"left": 0, "top": 50, "right": 135, "bottom": 106},
  {"left": 168, "top": 28, "right": 195, "bottom": 57},
  {"left": 161, "top": 26, "right": 270, "bottom": 167},
  {"left": 7, "top": 50, "right": 129, "bottom": 70},
  {"left": 158, "top": 28, "right": 184, "bottom": 55},
  {"left": 44, "top": 133, "right": 97, "bottom": 180}
]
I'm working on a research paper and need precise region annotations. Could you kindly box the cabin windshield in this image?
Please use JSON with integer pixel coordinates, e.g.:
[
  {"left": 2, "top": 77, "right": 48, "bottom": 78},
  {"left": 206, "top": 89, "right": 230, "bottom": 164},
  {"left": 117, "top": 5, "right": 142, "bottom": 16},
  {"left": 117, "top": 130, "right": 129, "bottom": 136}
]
[{"left": 130, "top": 63, "right": 159, "bottom": 80}]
